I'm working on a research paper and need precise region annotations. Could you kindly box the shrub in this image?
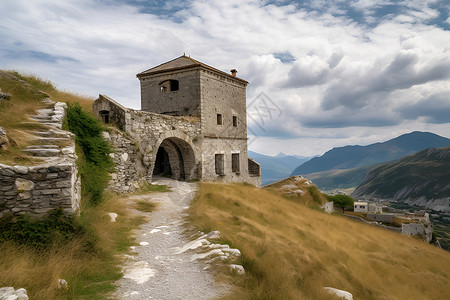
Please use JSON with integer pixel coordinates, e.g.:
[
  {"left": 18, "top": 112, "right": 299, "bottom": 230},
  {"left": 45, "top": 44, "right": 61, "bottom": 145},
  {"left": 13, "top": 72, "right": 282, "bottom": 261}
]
[
  {"left": 64, "top": 102, "right": 113, "bottom": 205},
  {"left": 0, "top": 209, "right": 85, "bottom": 250}
]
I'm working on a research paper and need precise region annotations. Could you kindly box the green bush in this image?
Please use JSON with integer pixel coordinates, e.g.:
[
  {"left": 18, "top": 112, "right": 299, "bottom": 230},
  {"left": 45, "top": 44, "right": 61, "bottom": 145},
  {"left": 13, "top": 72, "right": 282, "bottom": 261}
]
[
  {"left": 0, "top": 209, "right": 85, "bottom": 250},
  {"left": 64, "top": 102, "right": 113, "bottom": 205}
]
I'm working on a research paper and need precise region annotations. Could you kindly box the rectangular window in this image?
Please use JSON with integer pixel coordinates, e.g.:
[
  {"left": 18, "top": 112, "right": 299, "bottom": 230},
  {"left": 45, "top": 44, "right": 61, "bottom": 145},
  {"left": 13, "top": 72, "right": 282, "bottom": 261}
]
[
  {"left": 232, "top": 116, "right": 238, "bottom": 127},
  {"left": 232, "top": 153, "right": 240, "bottom": 173},
  {"left": 215, "top": 154, "right": 224, "bottom": 175},
  {"left": 217, "top": 114, "right": 223, "bottom": 125}
]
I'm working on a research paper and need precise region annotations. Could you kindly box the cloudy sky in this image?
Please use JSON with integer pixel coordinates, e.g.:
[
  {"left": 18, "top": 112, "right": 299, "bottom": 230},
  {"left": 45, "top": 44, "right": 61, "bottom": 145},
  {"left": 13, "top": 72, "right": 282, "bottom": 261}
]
[{"left": 1, "top": 0, "right": 449, "bottom": 156}]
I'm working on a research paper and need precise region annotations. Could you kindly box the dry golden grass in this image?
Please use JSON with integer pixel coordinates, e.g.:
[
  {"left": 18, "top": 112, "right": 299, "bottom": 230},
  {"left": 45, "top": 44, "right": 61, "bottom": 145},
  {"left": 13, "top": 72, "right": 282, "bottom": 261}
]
[
  {"left": 0, "top": 70, "right": 94, "bottom": 166},
  {"left": 0, "top": 193, "right": 143, "bottom": 299},
  {"left": 190, "top": 182, "right": 450, "bottom": 300}
]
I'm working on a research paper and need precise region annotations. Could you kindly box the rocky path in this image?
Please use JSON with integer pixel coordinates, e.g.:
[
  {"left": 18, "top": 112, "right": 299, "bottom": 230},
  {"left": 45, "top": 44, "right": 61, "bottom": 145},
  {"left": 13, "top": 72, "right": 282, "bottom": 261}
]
[{"left": 115, "top": 178, "right": 228, "bottom": 300}]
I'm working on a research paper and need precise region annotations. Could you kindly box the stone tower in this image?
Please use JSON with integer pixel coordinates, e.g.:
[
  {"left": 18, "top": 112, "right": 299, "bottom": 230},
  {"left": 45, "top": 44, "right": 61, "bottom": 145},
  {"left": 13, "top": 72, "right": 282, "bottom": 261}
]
[{"left": 93, "top": 55, "right": 261, "bottom": 190}]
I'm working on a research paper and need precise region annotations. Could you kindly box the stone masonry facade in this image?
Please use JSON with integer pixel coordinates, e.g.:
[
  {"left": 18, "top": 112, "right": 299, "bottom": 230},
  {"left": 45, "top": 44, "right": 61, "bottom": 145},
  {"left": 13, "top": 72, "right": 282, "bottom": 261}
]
[{"left": 93, "top": 55, "right": 261, "bottom": 191}]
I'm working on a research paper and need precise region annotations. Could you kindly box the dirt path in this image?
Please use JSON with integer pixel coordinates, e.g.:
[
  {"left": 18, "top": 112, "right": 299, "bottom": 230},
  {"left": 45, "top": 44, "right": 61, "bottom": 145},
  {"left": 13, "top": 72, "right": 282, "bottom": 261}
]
[{"left": 115, "top": 178, "right": 228, "bottom": 299}]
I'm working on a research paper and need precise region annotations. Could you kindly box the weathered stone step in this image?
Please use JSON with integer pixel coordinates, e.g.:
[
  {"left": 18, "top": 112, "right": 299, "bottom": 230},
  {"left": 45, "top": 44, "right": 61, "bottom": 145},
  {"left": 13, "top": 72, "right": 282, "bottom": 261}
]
[
  {"left": 33, "top": 130, "right": 73, "bottom": 138},
  {"left": 23, "top": 148, "right": 60, "bottom": 157},
  {"left": 30, "top": 117, "right": 60, "bottom": 123},
  {"left": 35, "top": 137, "right": 70, "bottom": 143},
  {"left": 26, "top": 145, "right": 59, "bottom": 149}
]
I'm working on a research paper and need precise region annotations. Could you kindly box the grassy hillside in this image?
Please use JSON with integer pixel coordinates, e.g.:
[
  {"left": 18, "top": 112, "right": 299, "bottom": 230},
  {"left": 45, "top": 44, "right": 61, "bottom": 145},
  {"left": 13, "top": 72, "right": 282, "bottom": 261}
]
[
  {"left": 0, "top": 71, "right": 142, "bottom": 299},
  {"left": 0, "top": 70, "right": 93, "bottom": 165},
  {"left": 189, "top": 182, "right": 450, "bottom": 299},
  {"left": 291, "top": 131, "right": 450, "bottom": 176},
  {"left": 352, "top": 147, "right": 450, "bottom": 201}
]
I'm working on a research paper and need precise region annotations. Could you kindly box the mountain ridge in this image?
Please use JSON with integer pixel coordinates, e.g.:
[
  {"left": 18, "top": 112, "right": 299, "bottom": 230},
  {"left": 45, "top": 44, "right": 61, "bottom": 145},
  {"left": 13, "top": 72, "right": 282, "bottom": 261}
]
[
  {"left": 352, "top": 146, "right": 450, "bottom": 211},
  {"left": 291, "top": 131, "right": 450, "bottom": 176}
]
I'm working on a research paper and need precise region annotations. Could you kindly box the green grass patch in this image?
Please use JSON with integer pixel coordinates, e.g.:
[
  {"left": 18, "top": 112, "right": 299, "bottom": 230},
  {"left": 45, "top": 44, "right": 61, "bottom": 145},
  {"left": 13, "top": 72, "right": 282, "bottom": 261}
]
[
  {"left": 144, "top": 184, "right": 170, "bottom": 193},
  {"left": 134, "top": 201, "right": 157, "bottom": 212},
  {"left": 63, "top": 102, "right": 114, "bottom": 206}
]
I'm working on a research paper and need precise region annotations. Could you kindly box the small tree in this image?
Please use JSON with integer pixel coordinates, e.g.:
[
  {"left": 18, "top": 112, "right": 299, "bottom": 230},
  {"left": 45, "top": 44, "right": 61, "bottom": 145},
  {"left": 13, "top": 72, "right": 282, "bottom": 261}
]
[{"left": 328, "top": 194, "right": 354, "bottom": 213}]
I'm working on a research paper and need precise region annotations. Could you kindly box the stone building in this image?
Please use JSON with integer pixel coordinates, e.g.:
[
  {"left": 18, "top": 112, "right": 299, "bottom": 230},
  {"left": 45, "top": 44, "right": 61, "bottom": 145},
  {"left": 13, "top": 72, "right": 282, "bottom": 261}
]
[{"left": 93, "top": 55, "right": 261, "bottom": 191}]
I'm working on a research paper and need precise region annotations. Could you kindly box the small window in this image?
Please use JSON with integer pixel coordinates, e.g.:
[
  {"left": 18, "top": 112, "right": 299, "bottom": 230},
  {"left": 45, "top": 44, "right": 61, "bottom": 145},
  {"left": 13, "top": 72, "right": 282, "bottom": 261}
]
[
  {"left": 99, "top": 110, "right": 109, "bottom": 124},
  {"left": 215, "top": 154, "right": 224, "bottom": 175},
  {"left": 232, "top": 153, "right": 240, "bottom": 173},
  {"left": 217, "top": 114, "right": 223, "bottom": 125},
  {"left": 159, "top": 79, "right": 179, "bottom": 93},
  {"left": 232, "top": 116, "right": 238, "bottom": 127},
  {"left": 170, "top": 80, "right": 179, "bottom": 91}
]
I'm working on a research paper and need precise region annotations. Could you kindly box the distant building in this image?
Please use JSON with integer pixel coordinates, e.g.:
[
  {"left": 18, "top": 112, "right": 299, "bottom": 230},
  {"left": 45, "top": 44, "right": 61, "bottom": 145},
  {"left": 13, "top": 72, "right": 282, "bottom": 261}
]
[
  {"left": 354, "top": 201, "right": 368, "bottom": 212},
  {"left": 93, "top": 55, "right": 261, "bottom": 192}
]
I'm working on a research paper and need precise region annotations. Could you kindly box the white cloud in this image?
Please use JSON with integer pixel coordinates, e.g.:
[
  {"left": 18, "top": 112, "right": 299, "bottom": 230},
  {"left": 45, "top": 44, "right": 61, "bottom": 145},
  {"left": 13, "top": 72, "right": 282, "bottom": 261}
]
[{"left": 0, "top": 0, "right": 449, "bottom": 155}]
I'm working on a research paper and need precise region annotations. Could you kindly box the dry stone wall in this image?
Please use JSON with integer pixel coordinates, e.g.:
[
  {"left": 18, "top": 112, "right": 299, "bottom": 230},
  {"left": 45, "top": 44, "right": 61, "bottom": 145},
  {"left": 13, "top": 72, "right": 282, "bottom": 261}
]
[
  {"left": 102, "top": 129, "right": 142, "bottom": 193},
  {"left": 0, "top": 163, "right": 80, "bottom": 218},
  {"left": 0, "top": 99, "right": 80, "bottom": 218}
]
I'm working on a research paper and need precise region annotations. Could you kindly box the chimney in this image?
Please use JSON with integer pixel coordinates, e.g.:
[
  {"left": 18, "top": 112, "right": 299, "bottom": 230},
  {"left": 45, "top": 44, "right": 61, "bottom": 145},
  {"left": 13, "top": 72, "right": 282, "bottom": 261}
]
[{"left": 230, "top": 69, "right": 237, "bottom": 77}]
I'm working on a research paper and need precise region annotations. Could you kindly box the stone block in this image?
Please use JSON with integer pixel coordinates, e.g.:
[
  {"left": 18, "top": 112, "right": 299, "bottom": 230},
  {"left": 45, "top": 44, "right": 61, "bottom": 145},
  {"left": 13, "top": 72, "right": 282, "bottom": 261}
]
[{"left": 40, "top": 189, "right": 60, "bottom": 195}]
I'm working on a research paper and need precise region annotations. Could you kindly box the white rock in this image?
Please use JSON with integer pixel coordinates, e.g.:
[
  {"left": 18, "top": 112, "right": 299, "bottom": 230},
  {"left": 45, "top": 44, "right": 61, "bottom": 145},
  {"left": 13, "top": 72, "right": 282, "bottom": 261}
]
[
  {"left": 281, "top": 184, "right": 296, "bottom": 189},
  {"left": 229, "top": 264, "right": 245, "bottom": 275},
  {"left": 140, "top": 242, "right": 149, "bottom": 246},
  {"left": 57, "top": 279, "right": 68, "bottom": 290},
  {"left": 206, "top": 231, "right": 221, "bottom": 240},
  {"left": 190, "top": 249, "right": 225, "bottom": 261},
  {"left": 323, "top": 287, "right": 353, "bottom": 300},
  {"left": 123, "top": 261, "right": 156, "bottom": 284},
  {"left": 107, "top": 212, "right": 118, "bottom": 222},
  {"left": 121, "top": 153, "right": 129, "bottom": 162},
  {"left": 149, "top": 229, "right": 161, "bottom": 234},
  {"left": 227, "top": 248, "right": 241, "bottom": 257},
  {"left": 176, "top": 238, "right": 208, "bottom": 254},
  {"left": 0, "top": 287, "right": 15, "bottom": 298}
]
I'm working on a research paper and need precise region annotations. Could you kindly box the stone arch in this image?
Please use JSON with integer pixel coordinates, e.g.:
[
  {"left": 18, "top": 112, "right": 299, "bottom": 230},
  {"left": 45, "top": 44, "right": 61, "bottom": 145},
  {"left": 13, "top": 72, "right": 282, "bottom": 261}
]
[{"left": 150, "top": 131, "right": 198, "bottom": 181}]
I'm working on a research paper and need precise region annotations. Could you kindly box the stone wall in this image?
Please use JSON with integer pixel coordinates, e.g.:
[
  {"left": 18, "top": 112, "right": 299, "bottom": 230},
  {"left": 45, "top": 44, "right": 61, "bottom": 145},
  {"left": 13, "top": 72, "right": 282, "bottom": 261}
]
[
  {"left": 0, "top": 99, "right": 81, "bottom": 218},
  {"left": 0, "top": 163, "right": 80, "bottom": 218},
  {"left": 402, "top": 223, "right": 433, "bottom": 242},
  {"left": 139, "top": 69, "right": 201, "bottom": 116},
  {"left": 126, "top": 109, "right": 202, "bottom": 181},
  {"left": 366, "top": 213, "right": 395, "bottom": 223},
  {"left": 102, "top": 129, "right": 143, "bottom": 193}
]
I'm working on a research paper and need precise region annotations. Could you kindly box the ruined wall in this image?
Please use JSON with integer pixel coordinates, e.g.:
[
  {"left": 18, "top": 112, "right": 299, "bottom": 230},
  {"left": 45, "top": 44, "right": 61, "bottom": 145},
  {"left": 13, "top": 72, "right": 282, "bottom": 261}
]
[
  {"left": 402, "top": 223, "right": 433, "bottom": 242},
  {"left": 366, "top": 213, "right": 395, "bottom": 223},
  {"left": 0, "top": 163, "right": 80, "bottom": 218},
  {"left": 102, "top": 129, "right": 143, "bottom": 193},
  {"left": 139, "top": 69, "right": 201, "bottom": 116},
  {"left": 125, "top": 110, "right": 202, "bottom": 182}
]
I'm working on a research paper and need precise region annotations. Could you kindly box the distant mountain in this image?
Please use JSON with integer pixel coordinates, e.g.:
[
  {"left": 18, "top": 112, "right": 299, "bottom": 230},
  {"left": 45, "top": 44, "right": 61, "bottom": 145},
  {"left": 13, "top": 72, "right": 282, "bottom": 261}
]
[
  {"left": 304, "top": 164, "right": 376, "bottom": 192},
  {"left": 291, "top": 131, "right": 450, "bottom": 176},
  {"left": 248, "top": 151, "right": 312, "bottom": 185},
  {"left": 352, "top": 147, "right": 450, "bottom": 211}
]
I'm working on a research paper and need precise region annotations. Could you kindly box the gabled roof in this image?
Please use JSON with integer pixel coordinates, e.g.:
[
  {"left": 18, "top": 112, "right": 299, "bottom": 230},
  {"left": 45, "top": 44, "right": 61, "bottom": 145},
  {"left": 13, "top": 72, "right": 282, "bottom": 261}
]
[{"left": 136, "top": 55, "right": 248, "bottom": 84}]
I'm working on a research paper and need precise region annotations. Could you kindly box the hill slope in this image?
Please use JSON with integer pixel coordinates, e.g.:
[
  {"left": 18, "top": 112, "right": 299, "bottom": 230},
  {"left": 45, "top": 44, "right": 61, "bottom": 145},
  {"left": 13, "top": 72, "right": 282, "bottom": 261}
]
[
  {"left": 248, "top": 151, "right": 311, "bottom": 185},
  {"left": 352, "top": 147, "right": 450, "bottom": 211},
  {"left": 189, "top": 182, "right": 450, "bottom": 299},
  {"left": 291, "top": 131, "right": 450, "bottom": 176}
]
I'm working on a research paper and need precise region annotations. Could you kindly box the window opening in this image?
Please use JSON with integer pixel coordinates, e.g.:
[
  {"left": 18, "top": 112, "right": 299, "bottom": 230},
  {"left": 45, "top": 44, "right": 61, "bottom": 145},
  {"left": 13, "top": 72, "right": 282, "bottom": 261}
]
[
  {"left": 232, "top": 116, "right": 238, "bottom": 127},
  {"left": 99, "top": 110, "right": 110, "bottom": 124},
  {"left": 217, "top": 114, "right": 223, "bottom": 125},
  {"left": 215, "top": 154, "right": 224, "bottom": 175},
  {"left": 159, "top": 79, "right": 179, "bottom": 93},
  {"left": 232, "top": 153, "right": 240, "bottom": 173}
]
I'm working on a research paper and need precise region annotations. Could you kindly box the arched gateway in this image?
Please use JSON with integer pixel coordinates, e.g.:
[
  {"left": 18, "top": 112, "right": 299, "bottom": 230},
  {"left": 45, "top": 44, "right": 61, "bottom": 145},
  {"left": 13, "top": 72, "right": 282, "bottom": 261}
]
[{"left": 151, "top": 137, "right": 197, "bottom": 181}]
